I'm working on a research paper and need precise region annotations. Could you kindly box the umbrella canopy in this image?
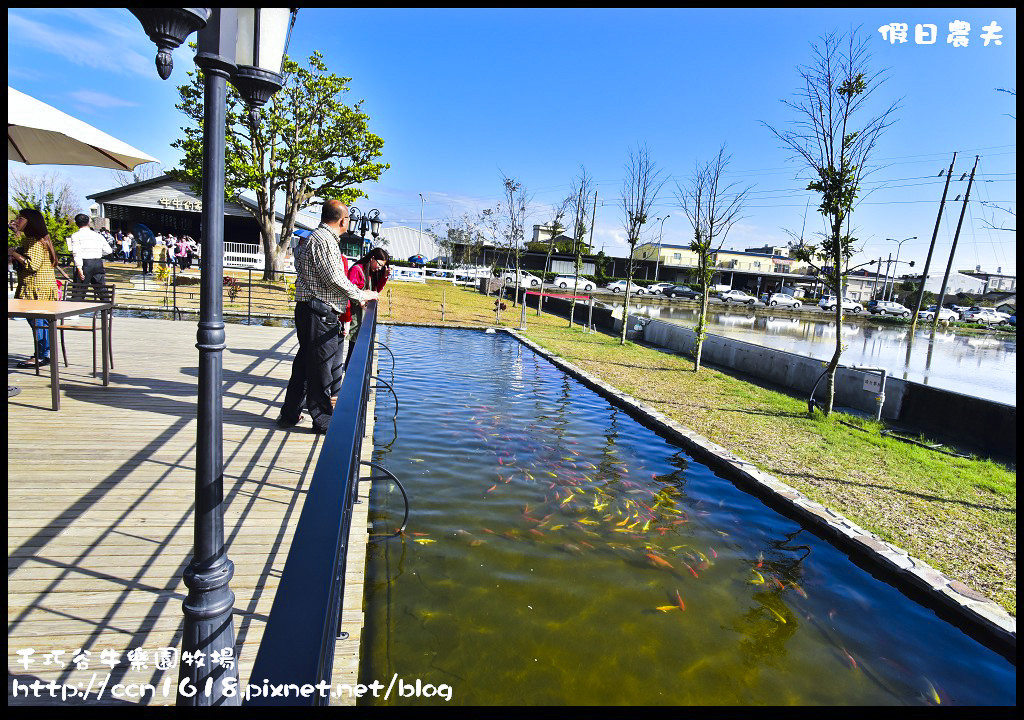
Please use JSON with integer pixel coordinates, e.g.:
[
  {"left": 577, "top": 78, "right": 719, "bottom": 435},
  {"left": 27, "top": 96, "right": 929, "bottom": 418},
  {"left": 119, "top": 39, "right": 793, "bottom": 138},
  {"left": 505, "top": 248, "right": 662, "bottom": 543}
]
[{"left": 8, "top": 86, "right": 159, "bottom": 171}]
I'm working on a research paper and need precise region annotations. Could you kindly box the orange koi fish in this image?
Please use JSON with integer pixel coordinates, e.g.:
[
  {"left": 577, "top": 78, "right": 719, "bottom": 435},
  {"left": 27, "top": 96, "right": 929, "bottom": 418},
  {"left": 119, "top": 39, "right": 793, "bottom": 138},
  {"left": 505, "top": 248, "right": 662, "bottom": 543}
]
[
  {"left": 486, "top": 484, "right": 497, "bottom": 493},
  {"left": 682, "top": 561, "right": 699, "bottom": 579},
  {"left": 675, "top": 589, "right": 686, "bottom": 611},
  {"left": 840, "top": 647, "right": 857, "bottom": 670},
  {"left": 646, "top": 553, "right": 674, "bottom": 569},
  {"left": 789, "top": 582, "right": 808, "bottom": 599},
  {"left": 529, "top": 528, "right": 545, "bottom": 537},
  {"left": 756, "top": 551, "right": 764, "bottom": 569},
  {"left": 411, "top": 532, "right": 430, "bottom": 537}
]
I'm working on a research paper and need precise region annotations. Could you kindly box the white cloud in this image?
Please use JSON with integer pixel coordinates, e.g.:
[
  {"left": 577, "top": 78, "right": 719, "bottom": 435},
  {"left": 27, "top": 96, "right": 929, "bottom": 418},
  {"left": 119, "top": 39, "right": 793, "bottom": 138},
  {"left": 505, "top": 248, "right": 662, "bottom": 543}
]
[
  {"left": 7, "top": 12, "right": 153, "bottom": 78},
  {"left": 68, "top": 90, "right": 140, "bottom": 110}
]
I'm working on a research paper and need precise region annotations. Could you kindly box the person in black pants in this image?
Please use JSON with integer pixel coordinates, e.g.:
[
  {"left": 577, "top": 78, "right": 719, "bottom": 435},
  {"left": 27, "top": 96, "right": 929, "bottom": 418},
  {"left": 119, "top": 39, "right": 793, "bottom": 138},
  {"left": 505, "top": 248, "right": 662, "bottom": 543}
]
[
  {"left": 68, "top": 213, "right": 109, "bottom": 299},
  {"left": 278, "top": 200, "right": 376, "bottom": 434},
  {"left": 139, "top": 233, "right": 155, "bottom": 275}
]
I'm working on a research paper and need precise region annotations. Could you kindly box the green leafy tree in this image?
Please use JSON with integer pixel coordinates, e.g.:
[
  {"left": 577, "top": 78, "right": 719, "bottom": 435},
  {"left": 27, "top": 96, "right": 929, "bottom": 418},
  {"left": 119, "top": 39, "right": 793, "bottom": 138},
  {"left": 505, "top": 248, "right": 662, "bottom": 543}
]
[
  {"left": 677, "top": 145, "right": 750, "bottom": 372},
  {"left": 173, "top": 50, "right": 389, "bottom": 280},
  {"left": 763, "top": 29, "right": 898, "bottom": 415}
]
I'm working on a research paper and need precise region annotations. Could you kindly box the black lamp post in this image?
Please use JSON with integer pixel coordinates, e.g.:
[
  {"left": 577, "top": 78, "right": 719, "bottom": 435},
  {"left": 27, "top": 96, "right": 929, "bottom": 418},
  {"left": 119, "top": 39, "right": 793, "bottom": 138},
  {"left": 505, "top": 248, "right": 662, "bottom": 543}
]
[
  {"left": 347, "top": 207, "right": 382, "bottom": 254},
  {"left": 129, "top": 6, "right": 297, "bottom": 706}
]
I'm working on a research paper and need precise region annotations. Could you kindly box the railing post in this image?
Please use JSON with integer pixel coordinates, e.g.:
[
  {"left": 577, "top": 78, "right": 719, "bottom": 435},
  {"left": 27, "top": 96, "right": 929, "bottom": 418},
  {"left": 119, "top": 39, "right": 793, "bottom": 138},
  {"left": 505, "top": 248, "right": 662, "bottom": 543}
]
[
  {"left": 172, "top": 254, "right": 177, "bottom": 320},
  {"left": 247, "top": 268, "right": 252, "bottom": 324}
]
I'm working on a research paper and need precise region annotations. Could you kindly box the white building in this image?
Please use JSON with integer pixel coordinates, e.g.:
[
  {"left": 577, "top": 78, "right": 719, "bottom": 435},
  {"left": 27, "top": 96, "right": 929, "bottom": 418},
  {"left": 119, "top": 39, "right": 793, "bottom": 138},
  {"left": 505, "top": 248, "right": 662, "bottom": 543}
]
[
  {"left": 916, "top": 271, "right": 987, "bottom": 295},
  {"left": 375, "top": 225, "right": 440, "bottom": 262}
]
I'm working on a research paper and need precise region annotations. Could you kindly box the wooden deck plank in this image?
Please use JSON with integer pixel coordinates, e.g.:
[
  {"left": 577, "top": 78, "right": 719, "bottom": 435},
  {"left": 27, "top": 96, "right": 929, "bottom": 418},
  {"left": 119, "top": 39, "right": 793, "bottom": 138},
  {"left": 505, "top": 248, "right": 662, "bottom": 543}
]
[{"left": 8, "top": 316, "right": 374, "bottom": 706}]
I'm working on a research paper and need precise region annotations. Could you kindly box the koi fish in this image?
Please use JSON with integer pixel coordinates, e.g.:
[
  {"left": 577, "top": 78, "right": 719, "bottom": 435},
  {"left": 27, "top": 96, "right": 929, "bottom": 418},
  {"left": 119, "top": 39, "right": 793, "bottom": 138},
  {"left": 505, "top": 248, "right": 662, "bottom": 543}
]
[
  {"left": 756, "top": 551, "right": 764, "bottom": 569},
  {"left": 840, "top": 647, "right": 857, "bottom": 670},
  {"left": 529, "top": 528, "right": 545, "bottom": 537},
  {"left": 411, "top": 532, "right": 430, "bottom": 537},
  {"left": 414, "top": 538, "right": 436, "bottom": 545},
  {"left": 921, "top": 676, "right": 941, "bottom": 705},
  {"left": 646, "top": 553, "right": 673, "bottom": 569},
  {"left": 560, "top": 495, "right": 574, "bottom": 507},
  {"left": 789, "top": 582, "right": 808, "bottom": 599},
  {"left": 579, "top": 541, "right": 595, "bottom": 549},
  {"left": 709, "top": 547, "right": 717, "bottom": 559},
  {"left": 549, "top": 524, "right": 565, "bottom": 532},
  {"left": 771, "top": 576, "right": 785, "bottom": 590},
  {"left": 767, "top": 606, "right": 787, "bottom": 624},
  {"left": 641, "top": 519, "right": 652, "bottom": 533},
  {"left": 486, "top": 484, "right": 497, "bottom": 493},
  {"left": 682, "top": 561, "right": 699, "bottom": 579},
  {"left": 675, "top": 589, "right": 686, "bottom": 611},
  {"left": 482, "top": 528, "right": 496, "bottom": 535},
  {"left": 750, "top": 569, "right": 765, "bottom": 584},
  {"left": 577, "top": 518, "right": 598, "bottom": 526},
  {"left": 655, "top": 605, "right": 680, "bottom": 613}
]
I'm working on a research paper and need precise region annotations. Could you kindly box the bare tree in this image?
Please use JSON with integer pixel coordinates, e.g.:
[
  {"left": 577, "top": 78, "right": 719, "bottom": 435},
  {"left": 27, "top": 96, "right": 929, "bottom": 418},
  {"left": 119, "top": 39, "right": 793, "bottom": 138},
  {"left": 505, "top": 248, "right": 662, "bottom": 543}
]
[
  {"left": 676, "top": 145, "right": 751, "bottom": 372},
  {"left": 112, "top": 162, "right": 165, "bottom": 187},
  {"left": 537, "top": 192, "right": 573, "bottom": 316},
  {"left": 619, "top": 145, "right": 667, "bottom": 344},
  {"left": 499, "top": 173, "right": 532, "bottom": 307},
  {"left": 763, "top": 29, "right": 899, "bottom": 415},
  {"left": 567, "top": 167, "right": 597, "bottom": 326}
]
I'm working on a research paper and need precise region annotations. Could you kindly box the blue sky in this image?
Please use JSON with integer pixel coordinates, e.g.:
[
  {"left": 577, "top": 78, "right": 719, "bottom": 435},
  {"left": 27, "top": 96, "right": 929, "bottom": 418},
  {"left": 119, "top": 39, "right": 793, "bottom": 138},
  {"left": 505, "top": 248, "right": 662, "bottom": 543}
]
[{"left": 8, "top": 8, "right": 1017, "bottom": 275}]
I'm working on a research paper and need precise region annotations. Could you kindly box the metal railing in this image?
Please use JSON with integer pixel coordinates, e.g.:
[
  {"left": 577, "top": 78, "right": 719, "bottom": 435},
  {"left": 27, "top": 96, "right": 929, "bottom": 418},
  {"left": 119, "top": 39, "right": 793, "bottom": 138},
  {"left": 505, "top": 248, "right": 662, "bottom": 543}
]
[{"left": 246, "top": 300, "right": 378, "bottom": 706}]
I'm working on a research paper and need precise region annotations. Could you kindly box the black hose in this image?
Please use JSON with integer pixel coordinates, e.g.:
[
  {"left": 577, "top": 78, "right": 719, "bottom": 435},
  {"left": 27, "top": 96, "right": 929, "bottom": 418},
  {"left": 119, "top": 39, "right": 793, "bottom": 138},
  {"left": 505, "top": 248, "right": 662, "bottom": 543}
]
[{"left": 360, "top": 461, "right": 410, "bottom": 538}]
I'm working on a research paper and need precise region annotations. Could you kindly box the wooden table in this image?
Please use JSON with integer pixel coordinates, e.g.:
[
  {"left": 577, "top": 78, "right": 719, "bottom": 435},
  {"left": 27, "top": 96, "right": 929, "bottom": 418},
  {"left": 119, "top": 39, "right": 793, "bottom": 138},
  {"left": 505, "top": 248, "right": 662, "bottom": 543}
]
[{"left": 8, "top": 298, "right": 112, "bottom": 411}]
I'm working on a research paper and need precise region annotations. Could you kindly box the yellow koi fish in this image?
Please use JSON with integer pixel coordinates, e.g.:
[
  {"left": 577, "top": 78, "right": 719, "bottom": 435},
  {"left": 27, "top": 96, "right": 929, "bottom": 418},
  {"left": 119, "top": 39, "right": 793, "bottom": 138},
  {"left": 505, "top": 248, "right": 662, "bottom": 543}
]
[
  {"left": 656, "top": 605, "right": 680, "bottom": 613},
  {"left": 750, "top": 569, "right": 765, "bottom": 584},
  {"left": 414, "top": 538, "right": 436, "bottom": 545}
]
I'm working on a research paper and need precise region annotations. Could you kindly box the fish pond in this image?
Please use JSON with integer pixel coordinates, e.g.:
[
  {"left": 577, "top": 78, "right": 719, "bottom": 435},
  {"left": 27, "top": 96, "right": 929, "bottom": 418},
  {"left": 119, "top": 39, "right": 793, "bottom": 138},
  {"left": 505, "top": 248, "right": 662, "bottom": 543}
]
[{"left": 359, "top": 326, "right": 1015, "bottom": 706}]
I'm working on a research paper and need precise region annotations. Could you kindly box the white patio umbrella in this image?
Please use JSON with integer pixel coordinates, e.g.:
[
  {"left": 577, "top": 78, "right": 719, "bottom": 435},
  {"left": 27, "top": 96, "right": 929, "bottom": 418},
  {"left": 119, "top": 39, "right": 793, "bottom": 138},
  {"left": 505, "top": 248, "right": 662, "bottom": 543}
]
[{"left": 8, "top": 86, "right": 159, "bottom": 171}]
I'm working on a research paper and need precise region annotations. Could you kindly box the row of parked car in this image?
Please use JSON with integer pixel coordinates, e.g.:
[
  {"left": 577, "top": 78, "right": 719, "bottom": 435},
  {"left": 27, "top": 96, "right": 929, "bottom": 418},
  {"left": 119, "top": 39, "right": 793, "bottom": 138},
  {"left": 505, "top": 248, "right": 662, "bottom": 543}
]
[{"left": 498, "top": 271, "right": 1014, "bottom": 325}]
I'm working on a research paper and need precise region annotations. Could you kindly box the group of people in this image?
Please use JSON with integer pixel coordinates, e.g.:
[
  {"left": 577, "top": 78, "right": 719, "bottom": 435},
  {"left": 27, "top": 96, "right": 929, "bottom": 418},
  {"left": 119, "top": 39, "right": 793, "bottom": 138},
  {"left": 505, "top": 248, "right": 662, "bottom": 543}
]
[
  {"left": 113, "top": 230, "right": 198, "bottom": 274},
  {"left": 11, "top": 199, "right": 387, "bottom": 432},
  {"left": 278, "top": 199, "right": 390, "bottom": 435}
]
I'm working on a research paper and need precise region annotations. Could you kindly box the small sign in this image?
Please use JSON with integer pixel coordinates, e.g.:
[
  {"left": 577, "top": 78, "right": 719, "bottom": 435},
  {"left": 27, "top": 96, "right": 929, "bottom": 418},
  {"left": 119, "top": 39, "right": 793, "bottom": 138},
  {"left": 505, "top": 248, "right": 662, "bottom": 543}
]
[{"left": 863, "top": 374, "right": 882, "bottom": 393}]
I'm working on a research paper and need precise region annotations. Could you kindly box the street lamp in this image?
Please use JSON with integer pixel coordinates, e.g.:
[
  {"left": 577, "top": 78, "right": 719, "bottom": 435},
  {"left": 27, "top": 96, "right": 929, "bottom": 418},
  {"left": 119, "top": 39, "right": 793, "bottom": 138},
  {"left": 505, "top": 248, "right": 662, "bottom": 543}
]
[
  {"left": 885, "top": 236, "right": 916, "bottom": 301},
  {"left": 348, "top": 207, "right": 382, "bottom": 254},
  {"left": 653, "top": 215, "right": 669, "bottom": 281},
  {"left": 130, "top": 6, "right": 297, "bottom": 706}
]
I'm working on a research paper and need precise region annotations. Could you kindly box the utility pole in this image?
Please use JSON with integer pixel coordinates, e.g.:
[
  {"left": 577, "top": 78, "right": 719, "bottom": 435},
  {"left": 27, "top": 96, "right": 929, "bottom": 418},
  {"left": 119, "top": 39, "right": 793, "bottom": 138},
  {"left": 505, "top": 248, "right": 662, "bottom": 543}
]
[
  {"left": 871, "top": 256, "right": 882, "bottom": 298},
  {"left": 882, "top": 253, "right": 892, "bottom": 300},
  {"left": 910, "top": 152, "right": 957, "bottom": 332},
  {"left": 588, "top": 188, "right": 598, "bottom": 275},
  {"left": 932, "top": 154, "right": 978, "bottom": 333}
]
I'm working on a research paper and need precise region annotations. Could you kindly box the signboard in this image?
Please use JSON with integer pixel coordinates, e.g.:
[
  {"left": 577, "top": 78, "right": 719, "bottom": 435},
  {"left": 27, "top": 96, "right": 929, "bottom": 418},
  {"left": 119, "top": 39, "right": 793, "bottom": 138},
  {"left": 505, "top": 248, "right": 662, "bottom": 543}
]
[
  {"left": 862, "top": 373, "right": 882, "bottom": 393},
  {"left": 158, "top": 196, "right": 202, "bottom": 212}
]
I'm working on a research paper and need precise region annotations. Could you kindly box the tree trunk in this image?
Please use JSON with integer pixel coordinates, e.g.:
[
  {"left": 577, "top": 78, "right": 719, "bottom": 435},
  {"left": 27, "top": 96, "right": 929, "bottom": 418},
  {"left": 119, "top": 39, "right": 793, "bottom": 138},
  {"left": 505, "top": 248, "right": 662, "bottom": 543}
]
[{"left": 693, "top": 290, "right": 710, "bottom": 372}]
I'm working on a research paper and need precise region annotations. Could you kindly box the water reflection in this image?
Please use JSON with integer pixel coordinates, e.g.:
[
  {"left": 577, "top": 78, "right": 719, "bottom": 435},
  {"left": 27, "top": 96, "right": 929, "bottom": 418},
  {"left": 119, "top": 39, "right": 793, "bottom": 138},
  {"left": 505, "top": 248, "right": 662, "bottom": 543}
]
[{"left": 613, "top": 301, "right": 1016, "bottom": 405}]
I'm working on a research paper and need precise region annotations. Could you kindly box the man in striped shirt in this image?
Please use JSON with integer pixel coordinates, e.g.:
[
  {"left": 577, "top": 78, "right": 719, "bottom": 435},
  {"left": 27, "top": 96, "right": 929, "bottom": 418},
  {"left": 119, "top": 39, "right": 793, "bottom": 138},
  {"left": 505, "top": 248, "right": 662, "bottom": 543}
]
[{"left": 278, "top": 200, "right": 377, "bottom": 434}]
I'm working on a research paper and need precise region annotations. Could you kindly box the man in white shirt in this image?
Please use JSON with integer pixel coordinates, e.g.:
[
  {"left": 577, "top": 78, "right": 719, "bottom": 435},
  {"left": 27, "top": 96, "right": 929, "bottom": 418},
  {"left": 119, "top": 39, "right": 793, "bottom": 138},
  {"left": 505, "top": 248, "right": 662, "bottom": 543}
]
[{"left": 68, "top": 214, "right": 110, "bottom": 295}]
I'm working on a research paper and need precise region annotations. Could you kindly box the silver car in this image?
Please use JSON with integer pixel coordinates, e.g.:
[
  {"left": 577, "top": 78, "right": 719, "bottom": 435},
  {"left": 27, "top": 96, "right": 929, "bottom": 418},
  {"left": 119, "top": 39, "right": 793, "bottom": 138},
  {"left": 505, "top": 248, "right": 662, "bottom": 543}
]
[{"left": 767, "top": 293, "right": 802, "bottom": 309}]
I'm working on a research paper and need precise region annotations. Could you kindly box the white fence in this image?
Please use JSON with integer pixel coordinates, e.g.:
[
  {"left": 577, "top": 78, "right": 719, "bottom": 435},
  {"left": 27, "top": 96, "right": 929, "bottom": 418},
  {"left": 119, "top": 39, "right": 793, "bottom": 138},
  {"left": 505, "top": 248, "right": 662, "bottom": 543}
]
[{"left": 390, "top": 266, "right": 426, "bottom": 283}]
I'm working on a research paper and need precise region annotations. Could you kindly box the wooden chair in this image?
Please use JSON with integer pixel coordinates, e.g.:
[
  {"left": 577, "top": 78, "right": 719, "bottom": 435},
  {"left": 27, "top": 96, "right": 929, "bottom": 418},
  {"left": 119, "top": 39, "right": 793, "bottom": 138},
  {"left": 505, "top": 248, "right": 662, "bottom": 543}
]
[{"left": 58, "top": 282, "right": 115, "bottom": 376}]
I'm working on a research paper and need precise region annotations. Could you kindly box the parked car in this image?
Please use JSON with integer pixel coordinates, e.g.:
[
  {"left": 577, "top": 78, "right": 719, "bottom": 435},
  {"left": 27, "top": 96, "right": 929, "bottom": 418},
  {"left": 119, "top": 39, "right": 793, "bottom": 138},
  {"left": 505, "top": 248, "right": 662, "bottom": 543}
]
[
  {"left": 767, "top": 293, "right": 802, "bottom": 309},
  {"left": 962, "top": 306, "right": 1011, "bottom": 325},
  {"left": 717, "top": 289, "right": 757, "bottom": 305},
  {"left": 500, "top": 269, "right": 542, "bottom": 287},
  {"left": 646, "top": 282, "right": 674, "bottom": 295},
  {"left": 605, "top": 280, "right": 646, "bottom": 294},
  {"left": 663, "top": 284, "right": 702, "bottom": 300},
  {"left": 943, "top": 303, "right": 968, "bottom": 319},
  {"left": 818, "top": 296, "right": 863, "bottom": 313},
  {"left": 551, "top": 274, "right": 596, "bottom": 292},
  {"left": 868, "top": 300, "right": 912, "bottom": 318},
  {"left": 918, "top": 305, "right": 959, "bottom": 322}
]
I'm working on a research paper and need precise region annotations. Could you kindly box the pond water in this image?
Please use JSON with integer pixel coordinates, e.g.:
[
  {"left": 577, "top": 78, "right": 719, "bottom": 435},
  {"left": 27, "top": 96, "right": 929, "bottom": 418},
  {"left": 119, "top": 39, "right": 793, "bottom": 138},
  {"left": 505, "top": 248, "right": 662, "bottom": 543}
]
[{"left": 358, "top": 326, "right": 1014, "bottom": 706}]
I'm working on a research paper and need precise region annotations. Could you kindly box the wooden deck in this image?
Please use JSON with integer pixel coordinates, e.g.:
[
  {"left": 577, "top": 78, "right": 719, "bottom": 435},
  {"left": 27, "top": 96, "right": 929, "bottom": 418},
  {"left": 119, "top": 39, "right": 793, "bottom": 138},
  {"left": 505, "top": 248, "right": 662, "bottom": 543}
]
[{"left": 8, "top": 315, "right": 374, "bottom": 706}]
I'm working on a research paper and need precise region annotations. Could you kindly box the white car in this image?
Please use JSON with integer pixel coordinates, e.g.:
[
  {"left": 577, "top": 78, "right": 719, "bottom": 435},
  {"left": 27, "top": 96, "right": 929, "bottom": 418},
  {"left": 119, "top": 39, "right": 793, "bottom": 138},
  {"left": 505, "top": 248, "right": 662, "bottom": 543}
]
[
  {"left": 962, "top": 307, "right": 1010, "bottom": 325},
  {"left": 718, "top": 289, "right": 757, "bottom": 305},
  {"left": 647, "top": 282, "right": 674, "bottom": 295},
  {"left": 818, "top": 296, "right": 863, "bottom": 313},
  {"left": 500, "top": 270, "right": 542, "bottom": 288},
  {"left": 918, "top": 305, "right": 959, "bottom": 322},
  {"left": 552, "top": 274, "right": 596, "bottom": 292},
  {"left": 605, "top": 280, "right": 646, "bottom": 294},
  {"left": 767, "top": 293, "right": 802, "bottom": 309}
]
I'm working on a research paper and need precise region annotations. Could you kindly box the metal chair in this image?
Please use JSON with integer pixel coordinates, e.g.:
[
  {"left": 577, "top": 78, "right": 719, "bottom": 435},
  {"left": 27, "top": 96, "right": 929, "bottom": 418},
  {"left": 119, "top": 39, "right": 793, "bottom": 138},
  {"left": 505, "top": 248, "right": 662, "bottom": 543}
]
[{"left": 58, "top": 282, "right": 115, "bottom": 376}]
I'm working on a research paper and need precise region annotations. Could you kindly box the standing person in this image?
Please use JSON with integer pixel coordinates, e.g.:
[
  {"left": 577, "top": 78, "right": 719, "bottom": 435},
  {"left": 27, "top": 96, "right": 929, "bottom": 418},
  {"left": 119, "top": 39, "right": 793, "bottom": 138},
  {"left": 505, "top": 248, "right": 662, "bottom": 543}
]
[
  {"left": 278, "top": 200, "right": 377, "bottom": 434},
  {"left": 68, "top": 214, "right": 109, "bottom": 297},
  {"left": 121, "top": 231, "right": 132, "bottom": 262},
  {"left": 343, "top": 247, "right": 390, "bottom": 367},
  {"left": 8, "top": 208, "right": 60, "bottom": 368},
  {"left": 139, "top": 230, "right": 155, "bottom": 275},
  {"left": 177, "top": 235, "right": 189, "bottom": 271}
]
